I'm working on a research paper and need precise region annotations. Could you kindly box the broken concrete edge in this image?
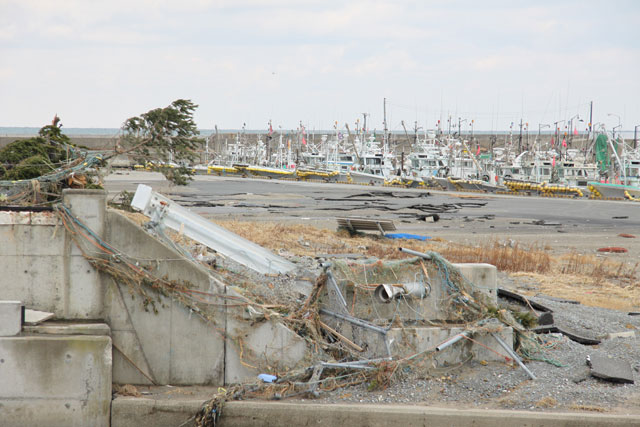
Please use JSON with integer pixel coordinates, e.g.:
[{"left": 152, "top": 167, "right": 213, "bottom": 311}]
[{"left": 110, "top": 398, "right": 640, "bottom": 427}]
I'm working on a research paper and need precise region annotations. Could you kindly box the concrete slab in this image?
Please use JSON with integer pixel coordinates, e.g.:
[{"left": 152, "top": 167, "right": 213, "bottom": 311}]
[
  {"left": 0, "top": 334, "right": 112, "bottom": 427},
  {"left": 589, "top": 354, "right": 635, "bottom": 384}
]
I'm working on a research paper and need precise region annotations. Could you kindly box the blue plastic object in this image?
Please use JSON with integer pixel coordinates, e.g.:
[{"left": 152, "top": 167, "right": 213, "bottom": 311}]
[
  {"left": 385, "top": 233, "right": 431, "bottom": 241},
  {"left": 258, "top": 374, "right": 277, "bottom": 383}
]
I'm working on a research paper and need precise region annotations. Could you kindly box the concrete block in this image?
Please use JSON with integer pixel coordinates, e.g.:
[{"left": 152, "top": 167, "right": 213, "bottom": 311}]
[
  {"left": 453, "top": 263, "right": 498, "bottom": 303},
  {"left": 62, "top": 189, "right": 107, "bottom": 239},
  {"left": 0, "top": 301, "right": 22, "bottom": 336},
  {"left": 225, "top": 286, "right": 309, "bottom": 384},
  {"left": 0, "top": 335, "right": 112, "bottom": 427}
]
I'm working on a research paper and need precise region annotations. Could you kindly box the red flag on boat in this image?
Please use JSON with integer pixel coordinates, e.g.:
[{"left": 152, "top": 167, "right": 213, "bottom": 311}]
[
  {"left": 562, "top": 137, "right": 567, "bottom": 148},
  {"left": 552, "top": 156, "right": 556, "bottom": 167},
  {"left": 573, "top": 127, "right": 578, "bottom": 136},
  {"left": 550, "top": 136, "right": 555, "bottom": 146},
  {"left": 476, "top": 145, "right": 481, "bottom": 156},
  {"left": 302, "top": 136, "right": 306, "bottom": 145},
  {"left": 269, "top": 123, "right": 273, "bottom": 136}
]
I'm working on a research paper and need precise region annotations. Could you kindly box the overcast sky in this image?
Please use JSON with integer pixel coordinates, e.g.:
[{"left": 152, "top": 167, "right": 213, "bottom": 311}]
[{"left": 1, "top": 0, "right": 638, "bottom": 132}]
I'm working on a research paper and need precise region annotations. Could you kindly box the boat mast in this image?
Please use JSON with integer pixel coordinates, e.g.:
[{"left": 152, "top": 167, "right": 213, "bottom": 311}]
[{"left": 383, "top": 98, "right": 388, "bottom": 154}]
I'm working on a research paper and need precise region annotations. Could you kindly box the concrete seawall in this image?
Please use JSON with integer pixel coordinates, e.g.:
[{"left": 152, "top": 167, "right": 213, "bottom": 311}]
[{"left": 111, "top": 399, "right": 640, "bottom": 427}]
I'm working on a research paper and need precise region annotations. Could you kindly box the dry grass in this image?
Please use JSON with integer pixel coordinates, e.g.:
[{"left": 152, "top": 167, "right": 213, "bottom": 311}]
[
  {"left": 535, "top": 396, "right": 557, "bottom": 408},
  {"left": 437, "top": 241, "right": 551, "bottom": 274},
  {"left": 568, "top": 404, "right": 606, "bottom": 412},
  {"left": 511, "top": 271, "right": 640, "bottom": 311},
  {"left": 113, "top": 384, "right": 141, "bottom": 397},
  {"left": 560, "top": 251, "right": 639, "bottom": 285}
]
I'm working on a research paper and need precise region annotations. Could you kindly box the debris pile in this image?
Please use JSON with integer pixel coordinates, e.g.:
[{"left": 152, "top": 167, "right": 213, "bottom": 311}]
[{"left": 0, "top": 121, "right": 105, "bottom": 205}]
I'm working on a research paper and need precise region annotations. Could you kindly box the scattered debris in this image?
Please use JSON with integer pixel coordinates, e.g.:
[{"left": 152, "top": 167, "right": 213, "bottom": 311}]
[
  {"left": 258, "top": 374, "right": 277, "bottom": 383},
  {"left": 606, "top": 331, "right": 636, "bottom": 339},
  {"left": 596, "top": 247, "right": 628, "bottom": 253},
  {"left": 612, "top": 216, "right": 629, "bottom": 219},
  {"left": 114, "top": 384, "right": 142, "bottom": 397},
  {"left": 618, "top": 233, "right": 636, "bottom": 238},
  {"left": 587, "top": 354, "right": 635, "bottom": 384},
  {"left": 530, "top": 219, "right": 562, "bottom": 226},
  {"left": 498, "top": 288, "right": 553, "bottom": 313},
  {"left": 385, "top": 233, "right": 431, "bottom": 241},
  {"left": 532, "top": 325, "right": 601, "bottom": 345},
  {"left": 336, "top": 217, "right": 396, "bottom": 236}
]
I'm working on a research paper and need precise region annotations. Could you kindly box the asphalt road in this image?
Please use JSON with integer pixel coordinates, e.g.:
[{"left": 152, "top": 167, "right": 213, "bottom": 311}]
[{"left": 104, "top": 171, "right": 640, "bottom": 257}]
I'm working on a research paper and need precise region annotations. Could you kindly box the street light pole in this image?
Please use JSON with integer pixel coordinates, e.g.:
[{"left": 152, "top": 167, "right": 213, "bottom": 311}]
[
  {"left": 608, "top": 113, "right": 621, "bottom": 140},
  {"left": 538, "top": 124, "right": 550, "bottom": 152}
]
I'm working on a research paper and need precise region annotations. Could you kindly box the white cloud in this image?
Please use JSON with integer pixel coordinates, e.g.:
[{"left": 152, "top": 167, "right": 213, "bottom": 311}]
[{"left": 1, "top": 0, "right": 638, "bottom": 129}]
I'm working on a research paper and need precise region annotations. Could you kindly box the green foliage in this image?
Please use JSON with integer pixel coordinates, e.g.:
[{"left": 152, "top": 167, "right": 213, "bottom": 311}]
[
  {"left": 4, "top": 155, "right": 53, "bottom": 180},
  {"left": 0, "top": 125, "right": 72, "bottom": 181},
  {"left": 514, "top": 311, "right": 538, "bottom": 328},
  {"left": 120, "top": 99, "right": 204, "bottom": 185},
  {"left": 39, "top": 124, "right": 72, "bottom": 145},
  {"left": 0, "top": 138, "right": 66, "bottom": 166}
]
